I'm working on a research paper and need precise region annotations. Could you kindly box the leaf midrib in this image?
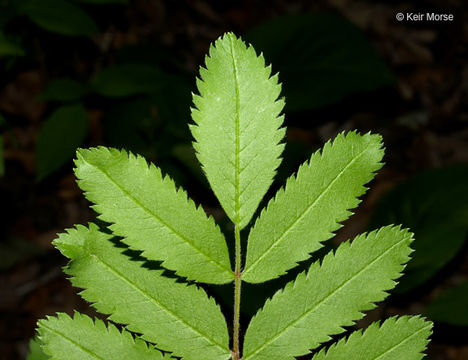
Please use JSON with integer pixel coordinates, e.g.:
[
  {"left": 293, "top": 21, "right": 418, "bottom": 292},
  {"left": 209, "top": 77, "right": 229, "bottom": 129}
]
[
  {"left": 228, "top": 35, "right": 241, "bottom": 225},
  {"left": 244, "top": 145, "right": 370, "bottom": 277},
  {"left": 90, "top": 253, "right": 230, "bottom": 355},
  {"left": 243, "top": 234, "right": 408, "bottom": 359},
  {"left": 81, "top": 157, "right": 233, "bottom": 277},
  {"left": 373, "top": 324, "right": 432, "bottom": 360},
  {"left": 40, "top": 322, "right": 105, "bottom": 360}
]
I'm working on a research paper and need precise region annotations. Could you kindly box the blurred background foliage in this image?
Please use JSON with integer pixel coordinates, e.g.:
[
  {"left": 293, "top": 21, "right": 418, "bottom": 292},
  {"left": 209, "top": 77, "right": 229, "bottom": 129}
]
[{"left": 0, "top": 0, "right": 467, "bottom": 359}]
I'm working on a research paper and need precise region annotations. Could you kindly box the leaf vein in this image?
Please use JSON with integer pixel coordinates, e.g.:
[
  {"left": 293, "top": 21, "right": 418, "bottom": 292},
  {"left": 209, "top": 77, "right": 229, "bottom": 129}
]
[
  {"left": 229, "top": 35, "right": 241, "bottom": 225},
  {"left": 82, "top": 158, "right": 233, "bottom": 276},
  {"left": 373, "top": 324, "right": 432, "bottom": 360},
  {"left": 91, "top": 253, "right": 228, "bottom": 352},
  {"left": 40, "top": 322, "right": 105, "bottom": 360},
  {"left": 244, "top": 235, "right": 407, "bottom": 359},
  {"left": 244, "top": 145, "right": 371, "bottom": 275}
]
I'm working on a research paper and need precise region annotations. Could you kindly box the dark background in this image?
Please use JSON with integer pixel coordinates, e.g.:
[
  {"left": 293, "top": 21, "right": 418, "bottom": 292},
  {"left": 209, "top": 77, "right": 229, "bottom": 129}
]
[{"left": 0, "top": 0, "right": 467, "bottom": 359}]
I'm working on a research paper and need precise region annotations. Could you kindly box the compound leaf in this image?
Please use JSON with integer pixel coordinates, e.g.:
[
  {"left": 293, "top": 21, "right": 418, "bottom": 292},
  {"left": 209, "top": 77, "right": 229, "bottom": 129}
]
[
  {"left": 54, "top": 224, "right": 231, "bottom": 360},
  {"left": 242, "top": 226, "right": 413, "bottom": 360},
  {"left": 74, "top": 147, "right": 233, "bottom": 284},
  {"left": 312, "top": 316, "right": 432, "bottom": 360},
  {"left": 243, "top": 131, "right": 384, "bottom": 283},
  {"left": 191, "top": 32, "right": 285, "bottom": 229},
  {"left": 38, "top": 312, "right": 166, "bottom": 360}
]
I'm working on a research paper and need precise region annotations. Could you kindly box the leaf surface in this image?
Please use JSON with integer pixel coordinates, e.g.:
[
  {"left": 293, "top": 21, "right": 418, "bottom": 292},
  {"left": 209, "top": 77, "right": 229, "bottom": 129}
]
[
  {"left": 38, "top": 312, "right": 166, "bottom": 360},
  {"left": 243, "top": 131, "right": 384, "bottom": 283},
  {"left": 312, "top": 316, "right": 432, "bottom": 360},
  {"left": 74, "top": 147, "right": 233, "bottom": 284},
  {"left": 54, "top": 224, "right": 231, "bottom": 360},
  {"left": 191, "top": 32, "right": 285, "bottom": 229},
  {"left": 242, "top": 226, "right": 413, "bottom": 360}
]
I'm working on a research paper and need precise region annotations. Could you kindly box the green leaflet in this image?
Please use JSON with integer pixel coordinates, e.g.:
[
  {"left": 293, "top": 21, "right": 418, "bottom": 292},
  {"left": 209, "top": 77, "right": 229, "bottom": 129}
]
[
  {"left": 242, "top": 226, "right": 413, "bottom": 360},
  {"left": 74, "top": 147, "right": 233, "bottom": 284},
  {"left": 54, "top": 224, "right": 231, "bottom": 360},
  {"left": 190, "top": 32, "right": 285, "bottom": 229},
  {"left": 243, "top": 131, "right": 384, "bottom": 283},
  {"left": 38, "top": 312, "right": 165, "bottom": 360},
  {"left": 312, "top": 316, "right": 432, "bottom": 360}
]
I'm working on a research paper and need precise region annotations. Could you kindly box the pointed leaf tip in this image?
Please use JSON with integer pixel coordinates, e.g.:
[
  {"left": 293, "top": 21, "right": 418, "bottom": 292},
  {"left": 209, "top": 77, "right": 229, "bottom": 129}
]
[
  {"left": 243, "top": 225, "right": 413, "bottom": 360},
  {"left": 59, "top": 225, "right": 231, "bottom": 360},
  {"left": 243, "top": 131, "right": 385, "bottom": 283},
  {"left": 74, "top": 146, "right": 233, "bottom": 284},
  {"left": 191, "top": 33, "right": 286, "bottom": 229},
  {"left": 313, "top": 316, "right": 432, "bottom": 360},
  {"left": 38, "top": 311, "right": 166, "bottom": 360}
]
